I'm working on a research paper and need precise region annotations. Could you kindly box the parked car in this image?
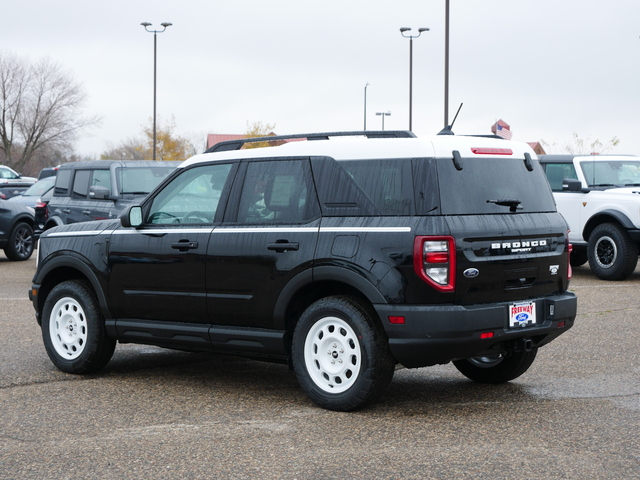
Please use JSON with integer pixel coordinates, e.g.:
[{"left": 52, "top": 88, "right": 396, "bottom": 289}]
[
  {"left": 37, "top": 166, "right": 59, "bottom": 180},
  {"left": 31, "top": 131, "right": 577, "bottom": 411},
  {"left": 33, "top": 188, "right": 53, "bottom": 240},
  {"left": 0, "top": 199, "right": 35, "bottom": 260},
  {"left": 540, "top": 154, "right": 640, "bottom": 280},
  {"left": 42, "top": 160, "right": 180, "bottom": 232},
  {"left": 0, "top": 165, "right": 37, "bottom": 199},
  {"left": 8, "top": 176, "right": 55, "bottom": 208}
]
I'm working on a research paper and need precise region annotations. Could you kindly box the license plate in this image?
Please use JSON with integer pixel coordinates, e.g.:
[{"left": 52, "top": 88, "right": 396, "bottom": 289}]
[{"left": 509, "top": 302, "right": 536, "bottom": 328}]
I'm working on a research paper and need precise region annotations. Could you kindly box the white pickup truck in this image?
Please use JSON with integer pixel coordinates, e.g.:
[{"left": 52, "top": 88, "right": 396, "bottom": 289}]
[{"left": 540, "top": 154, "right": 640, "bottom": 280}]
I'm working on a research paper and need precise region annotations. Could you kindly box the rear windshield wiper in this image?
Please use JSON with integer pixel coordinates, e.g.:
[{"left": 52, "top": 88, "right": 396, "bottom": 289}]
[{"left": 487, "top": 198, "right": 521, "bottom": 212}]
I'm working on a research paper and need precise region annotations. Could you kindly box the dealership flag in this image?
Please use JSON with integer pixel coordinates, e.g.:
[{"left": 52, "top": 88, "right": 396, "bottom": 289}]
[{"left": 491, "top": 120, "right": 512, "bottom": 140}]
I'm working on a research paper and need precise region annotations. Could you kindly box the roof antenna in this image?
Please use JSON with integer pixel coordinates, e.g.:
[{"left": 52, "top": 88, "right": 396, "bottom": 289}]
[{"left": 437, "top": 103, "right": 463, "bottom": 135}]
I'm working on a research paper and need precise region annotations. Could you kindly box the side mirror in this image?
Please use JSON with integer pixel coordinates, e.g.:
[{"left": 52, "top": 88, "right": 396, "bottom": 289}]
[
  {"left": 562, "top": 178, "right": 584, "bottom": 192},
  {"left": 120, "top": 205, "right": 143, "bottom": 228},
  {"left": 89, "top": 185, "right": 111, "bottom": 200}
]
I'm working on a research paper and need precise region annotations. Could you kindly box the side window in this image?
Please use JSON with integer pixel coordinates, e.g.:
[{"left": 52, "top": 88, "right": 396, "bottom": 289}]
[
  {"left": 91, "top": 169, "right": 112, "bottom": 193},
  {"left": 54, "top": 169, "right": 72, "bottom": 195},
  {"left": 236, "top": 160, "right": 316, "bottom": 224},
  {"left": 72, "top": 170, "right": 91, "bottom": 198},
  {"left": 341, "top": 159, "right": 414, "bottom": 215},
  {"left": 545, "top": 163, "right": 577, "bottom": 192},
  {"left": 147, "top": 163, "right": 232, "bottom": 225}
]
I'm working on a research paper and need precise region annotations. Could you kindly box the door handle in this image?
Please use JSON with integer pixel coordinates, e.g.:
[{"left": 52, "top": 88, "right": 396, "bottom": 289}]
[
  {"left": 171, "top": 240, "right": 199, "bottom": 251},
  {"left": 267, "top": 241, "right": 299, "bottom": 252},
  {"left": 82, "top": 210, "right": 91, "bottom": 215}
]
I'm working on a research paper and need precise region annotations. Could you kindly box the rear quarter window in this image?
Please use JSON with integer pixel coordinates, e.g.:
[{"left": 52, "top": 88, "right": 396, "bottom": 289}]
[{"left": 53, "top": 169, "right": 72, "bottom": 196}]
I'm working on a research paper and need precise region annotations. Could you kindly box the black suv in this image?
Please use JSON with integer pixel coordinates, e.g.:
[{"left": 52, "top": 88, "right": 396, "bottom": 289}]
[
  {"left": 42, "top": 160, "right": 179, "bottom": 232},
  {"left": 30, "top": 132, "right": 577, "bottom": 411}
]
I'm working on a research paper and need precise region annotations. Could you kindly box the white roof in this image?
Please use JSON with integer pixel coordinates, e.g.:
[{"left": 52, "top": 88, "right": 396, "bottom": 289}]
[{"left": 180, "top": 134, "right": 537, "bottom": 168}]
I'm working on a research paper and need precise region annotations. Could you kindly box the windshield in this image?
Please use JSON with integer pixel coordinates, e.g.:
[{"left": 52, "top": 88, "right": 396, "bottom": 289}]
[
  {"left": 116, "top": 166, "right": 176, "bottom": 195},
  {"left": 579, "top": 160, "right": 640, "bottom": 187}
]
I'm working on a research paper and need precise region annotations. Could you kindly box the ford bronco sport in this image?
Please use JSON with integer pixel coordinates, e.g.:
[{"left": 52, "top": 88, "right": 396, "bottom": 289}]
[{"left": 30, "top": 131, "right": 577, "bottom": 411}]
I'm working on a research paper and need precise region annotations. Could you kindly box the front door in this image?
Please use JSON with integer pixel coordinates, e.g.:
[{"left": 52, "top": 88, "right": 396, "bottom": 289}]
[{"left": 108, "top": 162, "right": 236, "bottom": 323}]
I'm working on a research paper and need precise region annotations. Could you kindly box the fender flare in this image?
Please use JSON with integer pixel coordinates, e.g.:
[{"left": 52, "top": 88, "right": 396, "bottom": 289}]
[
  {"left": 584, "top": 209, "right": 635, "bottom": 240},
  {"left": 272, "top": 265, "right": 387, "bottom": 329},
  {"left": 34, "top": 252, "right": 112, "bottom": 322}
]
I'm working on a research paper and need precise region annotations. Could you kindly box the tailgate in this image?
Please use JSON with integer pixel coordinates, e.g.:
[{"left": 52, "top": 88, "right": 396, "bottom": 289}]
[{"left": 446, "top": 212, "right": 570, "bottom": 305}]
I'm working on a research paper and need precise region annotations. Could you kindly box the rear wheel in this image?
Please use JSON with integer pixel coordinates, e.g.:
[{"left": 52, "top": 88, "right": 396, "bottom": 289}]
[
  {"left": 453, "top": 349, "right": 537, "bottom": 384},
  {"left": 4, "top": 221, "right": 34, "bottom": 261},
  {"left": 587, "top": 223, "right": 638, "bottom": 280},
  {"left": 42, "top": 280, "right": 116, "bottom": 374},
  {"left": 569, "top": 248, "right": 588, "bottom": 267},
  {"left": 292, "top": 296, "right": 395, "bottom": 411}
]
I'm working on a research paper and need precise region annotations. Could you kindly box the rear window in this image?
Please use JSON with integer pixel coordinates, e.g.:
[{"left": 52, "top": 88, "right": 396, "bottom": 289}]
[
  {"left": 435, "top": 156, "right": 556, "bottom": 215},
  {"left": 53, "top": 169, "right": 72, "bottom": 196}
]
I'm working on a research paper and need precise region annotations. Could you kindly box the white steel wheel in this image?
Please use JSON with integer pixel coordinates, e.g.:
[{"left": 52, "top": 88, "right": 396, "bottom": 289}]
[
  {"left": 304, "top": 316, "right": 361, "bottom": 394},
  {"left": 49, "top": 296, "right": 88, "bottom": 360},
  {"left": 292, "top": 296, "right": 395, "bottom": 411},
  {"left": 41, "top": 280, "right": 115, "bottom": 374}
]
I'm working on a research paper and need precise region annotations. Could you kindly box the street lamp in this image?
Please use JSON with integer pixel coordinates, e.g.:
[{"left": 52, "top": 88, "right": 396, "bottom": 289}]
[
  {"left": 376, "top": 112, "right": 391, "bottom": 131},
  {"left": 141, "top": 21, "right": 172, "bottom": 161},
  {"left": 364, "top": 83, "right": 370, "bottom": 130},
  {"left": 400, "top": 27, "right": 429, "bottom": 132}
]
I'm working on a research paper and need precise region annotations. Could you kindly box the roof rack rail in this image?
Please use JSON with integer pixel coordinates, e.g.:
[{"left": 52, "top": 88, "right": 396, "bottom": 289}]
[{"left": 204, "top": 130, "right": 417, "bottom": 153}]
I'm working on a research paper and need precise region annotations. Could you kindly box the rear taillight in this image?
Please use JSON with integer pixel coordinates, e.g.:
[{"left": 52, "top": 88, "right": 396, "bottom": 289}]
[{"left": 413, "top": 236, "right": 456, "bottom": 292}]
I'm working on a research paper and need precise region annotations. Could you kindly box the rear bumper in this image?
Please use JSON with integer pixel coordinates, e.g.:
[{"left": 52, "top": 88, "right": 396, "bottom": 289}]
[{"left": 374, "top": 292, "right": 577, "bottom": 368}]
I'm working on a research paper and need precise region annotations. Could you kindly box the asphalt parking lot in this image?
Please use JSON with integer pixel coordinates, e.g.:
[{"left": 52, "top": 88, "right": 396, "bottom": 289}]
[{"left": 0, "top": 252, "right": 638, "bottom": 479}]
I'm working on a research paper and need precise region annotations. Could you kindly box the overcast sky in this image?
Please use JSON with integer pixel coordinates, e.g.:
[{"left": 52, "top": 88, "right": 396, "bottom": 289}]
[{"left": 3, "top": 0, "right": 639, "bottom": 158}]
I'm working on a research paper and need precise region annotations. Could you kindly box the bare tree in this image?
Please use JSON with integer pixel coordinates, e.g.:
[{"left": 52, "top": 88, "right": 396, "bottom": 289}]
[{"left": 0, "top": 51, "right": 100, "bottom": 172}]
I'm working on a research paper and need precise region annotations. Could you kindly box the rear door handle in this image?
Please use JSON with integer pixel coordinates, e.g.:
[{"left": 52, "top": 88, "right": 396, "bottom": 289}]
[
  {"left": 267, "top": 241, "right": 299, "bottom": 252},
  {"left": 171, "top": 240, "right": 199, "bottom": 251}
]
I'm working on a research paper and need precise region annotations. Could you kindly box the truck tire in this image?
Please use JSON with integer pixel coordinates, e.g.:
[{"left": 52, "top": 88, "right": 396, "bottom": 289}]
[{"left": 587, "top": 223, "right": 638, "bottom": 280}]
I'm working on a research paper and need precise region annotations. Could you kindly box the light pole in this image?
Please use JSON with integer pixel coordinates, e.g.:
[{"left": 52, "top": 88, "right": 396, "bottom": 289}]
[
  {"left": 444, "top": 0, "right": 450, "bottom": 128},
  {"left": 399, "top": 27, "right": 429, "bottom": 132},
  {"left": 141, "top": 21, "right": 172, "bottom": 161},
  {"left": 376, "top": 112, "right": 391, "bottom": 131},
  {"left": 364, "top": 83, "right": 370, "bottom": 130}
]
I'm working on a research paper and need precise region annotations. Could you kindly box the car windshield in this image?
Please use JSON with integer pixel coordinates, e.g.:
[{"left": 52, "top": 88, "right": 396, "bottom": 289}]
[
  {"left": 116, "top": 166, "right": 176, "bottom": 195},
  {"left": 579, "top": 160, "right": 640, "bottom": 187},
  {"left": 22, "top": 177, "right": 55, "bottom": 196}
]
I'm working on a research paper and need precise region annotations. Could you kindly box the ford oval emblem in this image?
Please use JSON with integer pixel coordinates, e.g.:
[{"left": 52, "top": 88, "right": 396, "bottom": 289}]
[{"left": 463, "top": 268, "right": 480, "bottom": 279}]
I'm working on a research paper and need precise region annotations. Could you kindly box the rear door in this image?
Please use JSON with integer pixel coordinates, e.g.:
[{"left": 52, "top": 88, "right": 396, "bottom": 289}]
[{"left": 205, "top": 158, "right": 320, "bottom": 329}]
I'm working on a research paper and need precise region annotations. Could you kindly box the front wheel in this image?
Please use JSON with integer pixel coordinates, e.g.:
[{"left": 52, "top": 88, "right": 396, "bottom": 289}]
[
  {"left": 453, "top": 348, "right": 538, "bottom": 384},
  {"left": 587, "top": 223, "right": 638, "bottom": 280},
  {"left": 292, "top": 296, "right": 395, "bottom": 411},
  {"left": 42, "top": 280, "right": 116, "bottom": 374},
  {"left": 4, "top": 221, "right": 34, "bottom": 261}
]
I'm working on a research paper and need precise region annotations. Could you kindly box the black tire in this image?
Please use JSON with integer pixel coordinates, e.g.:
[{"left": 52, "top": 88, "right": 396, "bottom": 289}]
[
  {"left": 291, "top": 296, "right": 395, "bottom": 411},
  {"left": 41, "top": 280, "right": 116, "bottom": 374},
  {"left": 453, "top": 348, "right": 537, "bottom": 384},
  {"left": 587, "top": 223, "right": 638, "bottom": 280},
  {"left": 4, "top": 221, "right": 34, "bottom": 261},
  {"left": 569, "top": 248, "right": 588, "bottom": 267}
]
